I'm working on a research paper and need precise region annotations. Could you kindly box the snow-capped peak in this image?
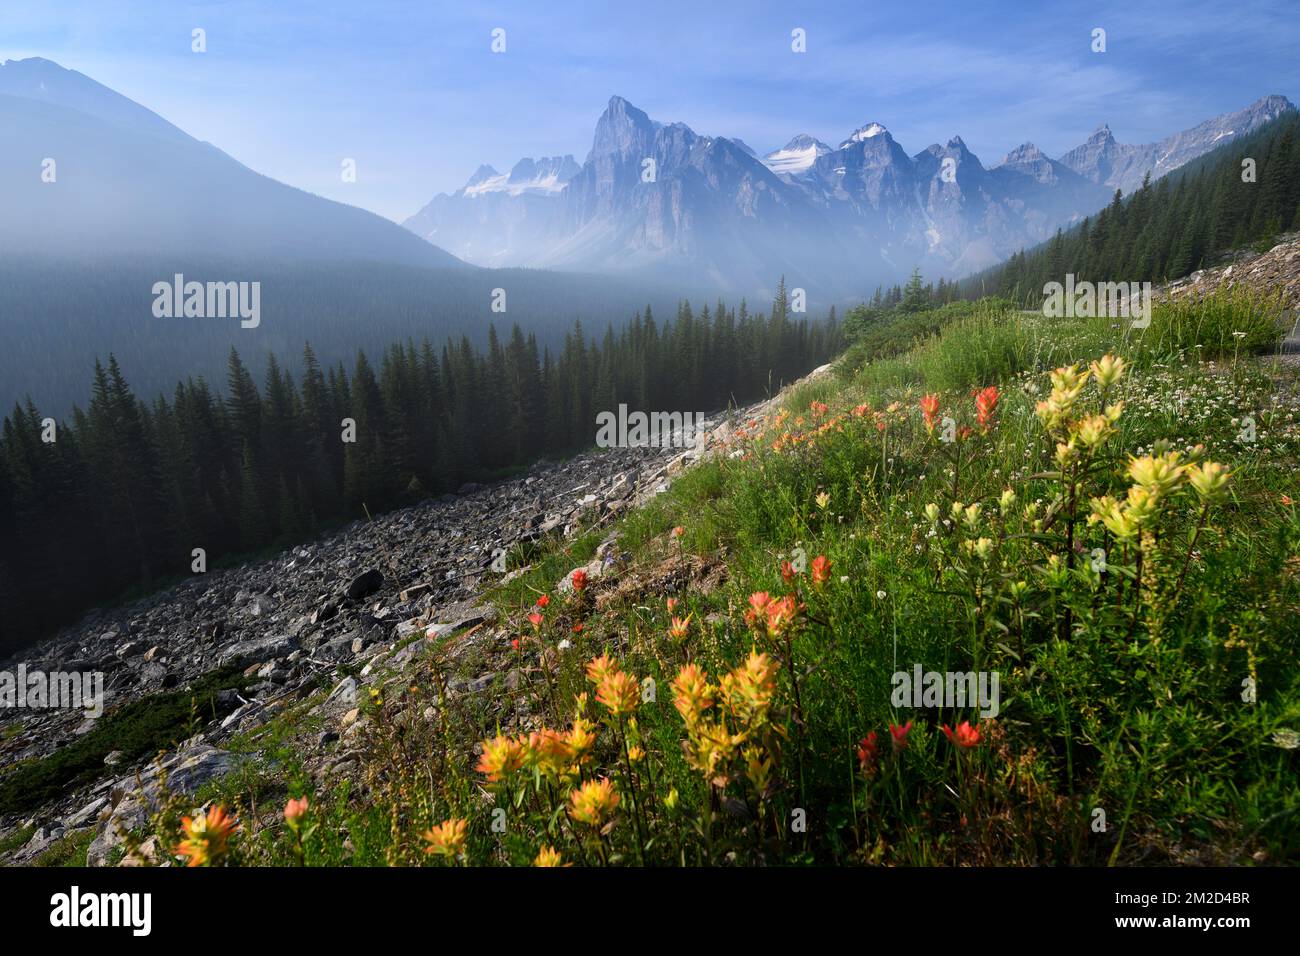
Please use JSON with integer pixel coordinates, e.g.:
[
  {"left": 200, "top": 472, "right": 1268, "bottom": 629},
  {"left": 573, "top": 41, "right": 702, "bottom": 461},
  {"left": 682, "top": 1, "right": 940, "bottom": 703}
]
[
  {"left": 839, "top": 122, "right": 888, "bottom": 148},
  {"left": 762, "top": 134, "right": 832, "bottom": 174},
  {"left": 462, "top": 155, "right": 579, "bottom": 197}
]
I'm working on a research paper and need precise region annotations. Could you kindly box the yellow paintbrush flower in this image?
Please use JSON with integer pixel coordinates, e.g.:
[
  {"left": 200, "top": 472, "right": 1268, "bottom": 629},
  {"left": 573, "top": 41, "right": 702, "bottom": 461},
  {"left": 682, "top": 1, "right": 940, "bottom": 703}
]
[
  {"left": 1088, "top": 495, "right": 1136, "bottom": 542},
  {"left": 1187, "top": 461, "right": 1231, "bottom": 504},
  {"left": 720, "top": 650, "right": 779, "bottom": 725},
  {"left": 1049, "top": 363, "right": 1090, "bottom": 395},
  {"left": 1088, "top": 354, "right": 1127, "bottom": 390},
  {"left": 999, "top": 488, "right": 1017, "bottom": 516},
  {"left": 743, "top": 746, "right": 775, "bottom": 796},
  {"left": 672, "top": 663, "right": 715, "bottom": 726},
  {"left": 1128, "top": 451, "right": 1187, "bottom": 497},
  {"left": 594, "top": 668, "right": 640, "bottom": 717},
  {"left": 1124, "top": 484, "right": 1160, "bottom": 527},
  {"left": 566, "top": 717, "right": 598, "bottom": 766},
  {"left": 568, "top": 778, "right": 620, "bottom": 827},
  {"left": 1074, "top": 413, "right": 1114, "bottom": 449},
  {"left": 534, "top": 845, "right": 568, "bottom": 867}
]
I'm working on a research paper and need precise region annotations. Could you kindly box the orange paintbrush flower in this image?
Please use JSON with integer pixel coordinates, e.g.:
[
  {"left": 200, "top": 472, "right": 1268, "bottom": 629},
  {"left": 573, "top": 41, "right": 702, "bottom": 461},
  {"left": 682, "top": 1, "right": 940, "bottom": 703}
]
[
  {"left": 669, "top": 615, "right": 691, "bottom": 641},
  {"left": 176, "top": 804, "right": 239, "bottom": 867},
  {"left": 476, "top": 733, "right": 526, "bottom": 782},
  {"left": 571, "top": 568, "right": 588, "bottom": 592},
  {"left": 283, "top": 796, "right": 310, "bottom": 828},
  {"left": 523, "top": 728, "right": 571, "bottom": 775},
  {"left": 421, "top": 818, "right": 468, "bottom": 860},
  {"left": 745, "top": 590, "right": 772, "bottom": 628},
  {"left": 585, "top": 653, "right": 616, "bottom": 685},
  {"left": 535, "top": 593, "right": 550, "bottom": 609},
  {"left": 764, "top": 594, "right": 801, "bottom": 637}
]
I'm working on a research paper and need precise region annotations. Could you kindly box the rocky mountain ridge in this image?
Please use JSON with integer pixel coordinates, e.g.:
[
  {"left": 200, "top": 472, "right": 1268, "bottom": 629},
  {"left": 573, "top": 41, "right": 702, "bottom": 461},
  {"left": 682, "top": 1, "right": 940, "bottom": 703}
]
[{"left": 404, "top": 94, "right": 1294, "bottom": 300}]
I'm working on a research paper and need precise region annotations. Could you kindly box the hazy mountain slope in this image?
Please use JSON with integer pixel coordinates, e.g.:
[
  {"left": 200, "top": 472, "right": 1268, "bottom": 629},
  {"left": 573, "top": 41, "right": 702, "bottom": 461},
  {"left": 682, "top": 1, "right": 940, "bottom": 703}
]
[{"left": 0, "top": 58, "right": 465, "bottom": 266}]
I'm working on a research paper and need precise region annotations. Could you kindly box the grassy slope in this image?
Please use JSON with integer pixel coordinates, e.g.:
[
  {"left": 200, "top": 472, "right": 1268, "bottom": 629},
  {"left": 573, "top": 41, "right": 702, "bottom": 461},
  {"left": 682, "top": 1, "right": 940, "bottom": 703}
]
[{"left": 114, "top": 293, "right": 1300, "bottom": 866}]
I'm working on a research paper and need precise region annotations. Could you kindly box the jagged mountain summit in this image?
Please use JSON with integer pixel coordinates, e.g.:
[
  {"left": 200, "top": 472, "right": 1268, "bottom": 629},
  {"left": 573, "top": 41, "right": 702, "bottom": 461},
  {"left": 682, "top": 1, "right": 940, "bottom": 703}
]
[
  {"left": 1058, "top": 94, "right": 1295, "bottom": 194},
  {"left": 404, "top": 93, "right": 1294, "bottom": 299}
]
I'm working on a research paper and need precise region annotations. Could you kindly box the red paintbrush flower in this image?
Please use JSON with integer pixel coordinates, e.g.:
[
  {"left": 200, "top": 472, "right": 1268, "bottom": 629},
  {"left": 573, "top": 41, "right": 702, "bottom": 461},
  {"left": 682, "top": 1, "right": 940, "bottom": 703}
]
[
  {"left": 889, "top": 721, "right": 913, "bottom": 753},
  {"left": 857, "top": 731, "right": 880, "bottom": 773},
  {"left": 811, "top": 555, "right": 832, "bottom": 588},
  {"left": 974, "top": 386, "right": 1000, "bottom": 432},
  {"left": 943, "top": 720, "right": 981, "bottom": 749},
  {"left": 920, "top": 393, "right": 940, "bottom": 433}
]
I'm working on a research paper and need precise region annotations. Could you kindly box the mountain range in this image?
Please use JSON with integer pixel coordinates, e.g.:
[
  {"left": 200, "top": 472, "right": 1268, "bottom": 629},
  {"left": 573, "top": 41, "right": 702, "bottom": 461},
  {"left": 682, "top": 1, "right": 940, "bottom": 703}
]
[
  {"left": 3, "top": 54, "right": 1291, "bottom": 304},
  {"left": 405, "top": 93, "right": 1295, "bottom": 299}
]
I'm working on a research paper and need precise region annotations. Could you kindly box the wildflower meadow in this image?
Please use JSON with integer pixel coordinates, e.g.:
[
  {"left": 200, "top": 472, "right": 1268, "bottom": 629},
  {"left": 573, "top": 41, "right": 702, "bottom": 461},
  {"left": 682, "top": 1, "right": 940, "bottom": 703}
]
[{"left": 143, "top": 295, "right": 1299, "bottom": 868}]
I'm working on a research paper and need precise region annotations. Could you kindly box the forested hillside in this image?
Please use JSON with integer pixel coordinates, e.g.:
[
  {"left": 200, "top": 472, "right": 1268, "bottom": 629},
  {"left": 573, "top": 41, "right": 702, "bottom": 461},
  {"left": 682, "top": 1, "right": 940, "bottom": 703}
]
[
  {"left": 964, "top": 111, "right": 1300, "bottom": 301},
  {"left": 0, "top": 283, "right": 840, "bottom": 653},
  {"left": 0, "top": 259, "right": 699, "bottom": 416}
]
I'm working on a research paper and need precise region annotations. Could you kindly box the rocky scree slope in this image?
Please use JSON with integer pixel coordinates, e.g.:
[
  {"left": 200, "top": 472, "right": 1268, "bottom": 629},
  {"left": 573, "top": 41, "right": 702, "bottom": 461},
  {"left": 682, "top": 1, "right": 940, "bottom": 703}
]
[{"left": 0, "top": 383, "right": 821, "bottom": 865}]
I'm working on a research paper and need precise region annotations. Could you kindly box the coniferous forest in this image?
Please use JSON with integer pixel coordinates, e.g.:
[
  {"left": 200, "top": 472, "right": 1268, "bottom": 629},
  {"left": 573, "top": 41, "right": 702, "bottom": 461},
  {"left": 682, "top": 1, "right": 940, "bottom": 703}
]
[
  {"left": 965, "top": 112, "right": 1300, "bottom": 301},
  {"left": 0, "top": 284, "right": 841, "bottom": 653}
]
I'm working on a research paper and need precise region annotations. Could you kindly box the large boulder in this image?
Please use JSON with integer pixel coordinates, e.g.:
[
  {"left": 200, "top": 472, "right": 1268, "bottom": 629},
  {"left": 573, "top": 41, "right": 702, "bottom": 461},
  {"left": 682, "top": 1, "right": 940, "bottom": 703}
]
[{"left": 217, "top": 633, "right": 299, "bottom": 667}]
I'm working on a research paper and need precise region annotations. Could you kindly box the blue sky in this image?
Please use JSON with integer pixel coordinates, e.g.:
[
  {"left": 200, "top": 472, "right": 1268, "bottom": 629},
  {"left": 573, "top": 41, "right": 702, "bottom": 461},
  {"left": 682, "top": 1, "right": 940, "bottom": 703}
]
[{"left": 3, "top": 0, "right": 1297, "bottom": 221}]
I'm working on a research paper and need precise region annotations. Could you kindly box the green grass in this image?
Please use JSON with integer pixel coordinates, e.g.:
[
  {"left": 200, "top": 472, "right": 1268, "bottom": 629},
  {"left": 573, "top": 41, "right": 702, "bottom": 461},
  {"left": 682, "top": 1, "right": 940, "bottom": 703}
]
[
  {"left": 0, "top": 825, "right": 34, "bottom": 855},
  {"left": 32, "top": 828, "right": 96, "bottom": 867}
]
